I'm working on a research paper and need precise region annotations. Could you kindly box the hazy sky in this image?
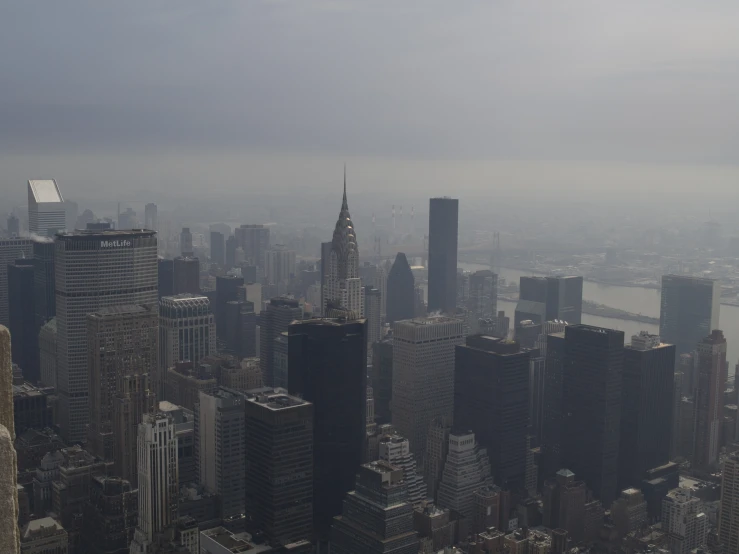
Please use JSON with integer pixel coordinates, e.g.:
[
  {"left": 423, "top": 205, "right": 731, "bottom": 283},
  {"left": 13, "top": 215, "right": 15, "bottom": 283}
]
[{"left": 2, "top": 1, "right": 739, "bottom": 203}]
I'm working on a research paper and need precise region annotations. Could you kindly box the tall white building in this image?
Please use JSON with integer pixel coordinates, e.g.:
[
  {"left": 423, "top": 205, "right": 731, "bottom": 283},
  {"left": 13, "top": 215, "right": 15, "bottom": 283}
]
[
  {"left": 322, "top": 173, "right": 364, "bottom": 317},
  {"left": 392, "top": 316, "right": 464, "bottom": 460},
  {"left": 28, "top": 179, "right": 66, "bottom": 237},
  {"left": 159, "top": 294, "right": 216, "bottom": 401},
  {"left": 378, "top": 431, "right": 427, "bottom": 506},
  {"left": 720, "top": 452, "right": 739, "bottom": 554},
  {"left": 130, "top": 412, "right": 179, "bottom": 553},
  {"left": 663, "top": 488, "right": 708, "bottom": 554},
  {"left": 55, "top": 230, "right": 158, "bottom": 443}
]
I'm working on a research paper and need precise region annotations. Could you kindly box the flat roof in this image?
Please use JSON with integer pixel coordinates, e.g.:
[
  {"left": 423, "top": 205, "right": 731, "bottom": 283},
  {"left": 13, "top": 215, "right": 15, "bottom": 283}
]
[
  {"left": 28, "top": 180, "right": 63, "bottom": 203},
  {"left": 56, "top": 229, "right": 155, "bottom": 240}
]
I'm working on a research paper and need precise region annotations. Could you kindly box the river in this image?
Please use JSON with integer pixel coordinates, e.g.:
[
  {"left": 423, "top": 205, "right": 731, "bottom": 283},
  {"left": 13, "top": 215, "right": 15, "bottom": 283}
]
[{"left": 458, "top": 263, "right": 739, "bottom": 366}]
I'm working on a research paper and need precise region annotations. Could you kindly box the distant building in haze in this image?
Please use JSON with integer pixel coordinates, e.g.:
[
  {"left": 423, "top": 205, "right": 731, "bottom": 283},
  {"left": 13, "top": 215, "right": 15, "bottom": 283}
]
[
  {"left": 370, "top": 337, "right": 393, "bottom": 425},
  {"left": 427, "top": 197, "right": 459, "bottom": 314},
  {"left": 7, "top": 213, "right": 19, "bottom": 237},
  {"left": 28, "top": 179, "right": 66, "bottom": 237},
  {"left": 173, "top": 256, "right": 200, "bottom": 294},
  {"left": 8, "top": 257, "right": 36, "bottom": 380},
  {"left": 210, "top": 231, "right": 225, "bottom": 266},
  {"left": 387, "top": 253, "right": 415, "bottom": 324},
  {"left": 180, "top": 227, "right": 193, "bottom": 257},
  {"left": 515, "top": 276, "right": 582, "bottom": 328},
  {"left": 158, "top": 258, "right": 174, "bottom": 299},
  {"left": 693, "top": 329, "right": 727, "bottom": 470},
  {"left": 235, "top": 224, "right": 270, "bottom": 268},
  {"left": 288, "top": 317, "right": 367, "bottom": 540},
  {"left": 322, "top": 174, "right": 363, "bottom": 316},
  {"left": 365, "top": 286, "right": 382, "bottom": 350},
  {"left": 660, "top": 275, "right": 721, "bottom": 356},
  {"left": 0, "top": 238, "right": 33, "bottom": 327},
  {"left": 467, "top": 270, "right": 497, "bottom": 334},
  {"left": 392, "top": 316, "right": 464, "bottom": 461},
  {"left": 260, "top": 297, "right": 303, "bottom": 387},
  {"left": 144, "top": 203, "right": 157, "bottom": 231}
]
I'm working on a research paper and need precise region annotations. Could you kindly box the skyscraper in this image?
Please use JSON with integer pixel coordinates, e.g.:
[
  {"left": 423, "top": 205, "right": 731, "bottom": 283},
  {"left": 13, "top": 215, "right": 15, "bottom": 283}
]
[
  {"left": 455, "top": 335, "right": 531, "bottom": 490},
  {"left": 541, "top": 331, "right": 566, "bottom": 478},
  {"left": 515, "top": 276, "right": 583, "bottom": 327},
  {"left": 144, "top": 203, "right": 157, "bottom": 231},
  {"left": 663, "top": 488, "right": 708, "bottom": 554},
  {"left": 196, "top": 388, "right": 246, "bottom": 522},
  {"left": 173, "top": 255, "right": 200, "bottom": 294},
  {"left": 265, "top": 244, "right": 296, "bottom": 285},
  {"left": 180, "top": 227, "right": 193, "bottom": 257},
  {"left": 719, "top": 452, "right": 739, "bottom": 554},
  {"left": 260, "top": 297, "right": 302, "bottom": 387},
  {"left": 467, "top": 270, "right": 498, "bottom": 333},
  {"left": 319, "top": 241, "right": 332, "bottom": 316},
  {"left": 436, "top": 431, "right": 495, "bottom": 518},
  {"left": 386, "top": 253, "right": 415, "bottom": 324},
  {"left": 210, "top": 231, "right": 225, "bottom": 266},
  {"left": 215, "top": 274, "right": 244, "bottom": 344},
  {"left": 693, "top": 329, "right": 727, "bottom": 470},
  {"left": 8, "top": 258, "right": 36, "bottom": 380},
  {"left": 6, "top": 214, "right": 19, "bottom": 237},
  {"left": 158, "top": 294, "right": 215, "bottom": 401},
  {"left": 55, "top": 230, "right": 158, "bottom": 443},
  {"left": 244, "top": 388, "right": 313, "bottom": 545},
  {"left": 427, "top": 197, "right": 458, "bottom": 314},
  {"left": 130, "top": 412, "right": 179, "bottom": 552},
  {"left": 392, "top": 316, "right": 464, "bottom": 460},
  {"left": 33, "top": 239, "right": 55, "bottom": 331},
  {"left": 0, "top": 238, "right": 33, "bottom": 327},
  {"left": 288, "top": 317, "right": 367, "bottom": 540},
  {"left": 660, "top": 275, "right": 721, "bottom": 356},
  {"left": 561, "top": 325, "right": 624, "bottom": 507},
  {"left": 28, "top": 180, "right": 66, "bottom": 237},
  {"left": 158, "top": 258, "right": 174, "bottom": 299},
  {"left": 370, "top": 337, "right": 393, "bottom": 425},
  {"left": 235, "top": 224, "right": 270, "bottom": 267},
  {"left": 364, "top": 286, "right": 382, "bottom": 350},
  {"left": 618, "top": 332, "right": 675, "bottom": 490},
  {"left": 323, "top": 174, "right": 363, "bottom": 316},
  {"left": 424, "top": 416, "right": 451, "bottom": 502},
  {"left": 86, "top": 306, "right": 157, "bottom": 481},
  {"left": 330, "top": 461, "right": 419, "bottom": 554},
  {"left": 378, "top": 431, "right": 427, "bottom": 506}
]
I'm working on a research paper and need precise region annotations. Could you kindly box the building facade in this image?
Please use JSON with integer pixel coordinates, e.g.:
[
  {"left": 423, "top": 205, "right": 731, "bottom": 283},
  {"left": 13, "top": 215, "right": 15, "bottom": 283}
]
[
  {"left": 427, "top": 197, "right": 459, "bottom": 314},
  {"left": 260, "top": 297, "right": 302, "bottom": 387},
  {"left": 28, "top": 179, "right": 66, "bottom": 237},
  {"left": 0, "top": 238, "right": 33, "bottom": 327},
  {"left": 392, "top": 316, "right": 464, "bottom": 460},
  {"left": 515, "top": 276, "right": 583, "bottom": 328},
  {"left": 55, "top": 230, "right": 158, "bottom": 443},
  {"left": 693, "top": 329, "right": 727, "bottom": 470},
  {"left": 386, "top": 253, "right": 415, "bottom": 324},
  {"left": 659, "top": 275, "right": 721, "bottom": 356}
]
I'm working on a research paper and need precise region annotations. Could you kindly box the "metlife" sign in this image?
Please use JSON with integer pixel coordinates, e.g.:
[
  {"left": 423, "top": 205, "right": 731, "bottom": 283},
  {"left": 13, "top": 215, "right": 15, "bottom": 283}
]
[{"left": 100, "top": 240, "right": 132, "bottom": 248}]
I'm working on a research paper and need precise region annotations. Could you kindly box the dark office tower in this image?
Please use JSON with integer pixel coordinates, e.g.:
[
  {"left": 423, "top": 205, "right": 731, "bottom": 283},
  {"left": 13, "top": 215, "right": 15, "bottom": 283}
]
[
  {"left": 33, "top": 239, "right": 55, "bottom": 331},
  {"left": 87, "top": 305, "right": 158, "bottom": 470},
  {"left": 561, "top": 325, "right": 624, "bottom": 507},
  {"left": 330, "top": 461, "right": 419, "bottom": 554},
  {"left": 244, "top": 389, "right": 313, "bottom": 545},
  {"left": 515, "top": 276, "right": 583, "bottom": 327},
  {"left": 260, "top": 297, "right": 302, "bottom": 387},
  {"left": 7, "top": 213, "right": 19, "bottom": 236},
  {"left": 427, "top": 197, "right": 459, "bottom": 314},
  {"left": 180, "top": 227, "right": 193, "bottom": 257},
  {"left": 235, "top": 224, "right": 270, "bottom": 267},
  {"left": 55, "top": 230, "right": 158, "bottom": 444},
  {"left": 660, "top": 275, "right": 721, "bottom": 356},
  {"left": 288, "top": 317, "right": 367, "bottom": 540},
  {"left": 386, "top": 253, "right": 415, "bottom": 324},
  {"left": 158, "top": 258, "right": 174, "bottom": 299},
  {"left": 455, "top": 335, "right": 531, "bottom": 490},
  {"left": 618, "top": 332, "right": 676, "bottom": 490},
  {"left": 320, "top": 241, "right": 333, "bottom": 316},
  {"left": 467, "top": 270, "right": 498, "bottom": 333},
  {"left": 371, "top": 337, "right": 393, "bottom": 425},
  {"left": 225, "top": 235, "right": 237, "bottom": 268},
  {"left": 210, "top": 231, "right": 225, "bottom": 266},
  {"left": 223, "top": 300, "right": 256, "bottom": 358},
  {"left": 365, "top": 286, "right": 382, "bottom": 349},
  {"left": 693, "top": 330, "right": 727, "bottom": 470},
  {"left": 8, "top": 258, "right": 36, "bottom": 379},
  {"left": 215, "top": 274, "right": 244, "bottom": 343},
  {"left": 144, "top": 203, "right": 157, "bottom": 231},
  {"left": 0, "top": 238, "right": 33, "bottom": 327},
  {"left": 541, "top": 334, "right": 566, "bottom": 479},
  {"left": 173, "top": 255, "right": 200, "bottom": 294}
]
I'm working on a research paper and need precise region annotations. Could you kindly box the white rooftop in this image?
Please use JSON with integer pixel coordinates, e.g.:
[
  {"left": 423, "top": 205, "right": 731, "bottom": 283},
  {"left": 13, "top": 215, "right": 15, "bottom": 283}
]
[{"left": 28, "top": 180, "right": 63, "bottom": 203}]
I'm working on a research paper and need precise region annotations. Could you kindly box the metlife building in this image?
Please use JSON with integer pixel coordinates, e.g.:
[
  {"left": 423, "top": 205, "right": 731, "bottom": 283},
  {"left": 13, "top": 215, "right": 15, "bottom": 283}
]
[{"left": 55, "top": 230, "right": 158, "bottom": 443}]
